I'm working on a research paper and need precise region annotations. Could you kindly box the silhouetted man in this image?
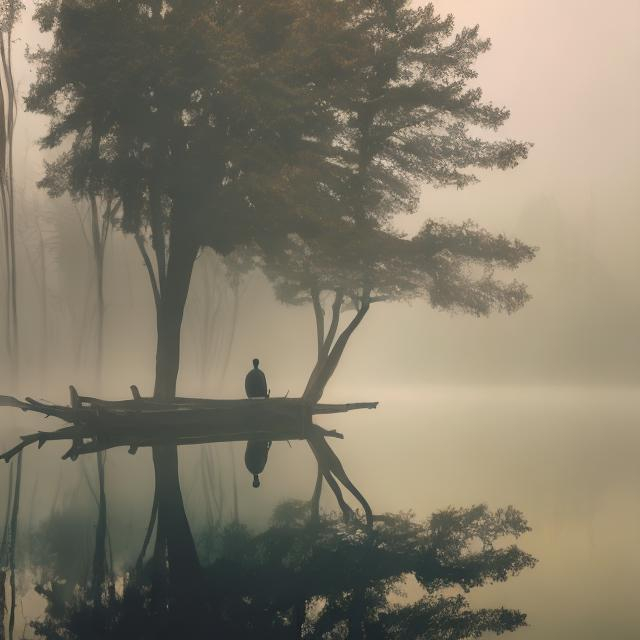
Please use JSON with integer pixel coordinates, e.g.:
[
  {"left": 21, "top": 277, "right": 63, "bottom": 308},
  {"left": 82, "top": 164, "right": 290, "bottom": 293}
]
[
  {"left": 244, "top": 358, "right": 271, "bottom": 488},
  {"left": 245, "top": 358, "right": 268, "bottom": 399}
]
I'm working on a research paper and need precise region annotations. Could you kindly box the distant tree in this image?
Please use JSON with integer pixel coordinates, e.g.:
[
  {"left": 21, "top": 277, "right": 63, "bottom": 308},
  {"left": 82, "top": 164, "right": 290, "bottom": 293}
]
[
  {"left": 39, "top": 167, "right": 118, "bottom": 599},
  {"left": 0, "top": 0, "right": 24, "bottom": 382},
  {"left": 0, "top": 450, "right": 22, "bottom": 640},
  {"left": 30, "top": 501, "right": 537, "bottom": 640},
  {"left": 29, "top": 505, "right": 95, "bottom": 602},
  {"left": 39, "top": 159, "right": 120, "bottom": 385}
]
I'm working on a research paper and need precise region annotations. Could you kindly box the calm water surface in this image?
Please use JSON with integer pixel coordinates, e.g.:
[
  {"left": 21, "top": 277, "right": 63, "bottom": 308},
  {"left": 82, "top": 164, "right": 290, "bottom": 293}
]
[
  {"left": 5, "top": 385, "right": 639, "bottom": 639},
  {"left": 302, "top": 385, "right": 640, "bottom": 640}
]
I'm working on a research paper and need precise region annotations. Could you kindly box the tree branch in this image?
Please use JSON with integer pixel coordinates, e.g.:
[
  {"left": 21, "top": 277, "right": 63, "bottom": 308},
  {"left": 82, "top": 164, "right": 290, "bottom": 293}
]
[
  {"left": 135, "top": 232, "right": 161, "bottom": 309},
  {"left": 304, "top": 290, "right": 371, "bottom": 403},
  {"left": 322, "top": 289, "right": 344, "bottom": 358},
  {"left": 311, "top": 285, "right": 324, "bottom": 359},
  {"left": 149, "top": 180, "right": 166, "bottom": 297}
]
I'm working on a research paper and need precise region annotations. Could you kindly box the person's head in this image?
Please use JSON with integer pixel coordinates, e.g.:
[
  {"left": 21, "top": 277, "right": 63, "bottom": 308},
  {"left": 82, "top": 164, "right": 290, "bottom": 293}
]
[{"left": 252, "top": 358, "right": 259, "bottom": 368}]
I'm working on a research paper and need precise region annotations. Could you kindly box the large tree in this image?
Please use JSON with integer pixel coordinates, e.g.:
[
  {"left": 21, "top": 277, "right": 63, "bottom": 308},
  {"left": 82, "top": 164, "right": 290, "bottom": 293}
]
[
  {"left": 260, "top": 0, "right": 534, "bottom": 404},
  {"left": 27, "top": 0, "right": 357, "bottom": 597},
  {"left": 27, "top": 0, "right": 535, "bottom": 602},
  {"left": 256, "top": 0, "right": 535, "bottom": 515}
]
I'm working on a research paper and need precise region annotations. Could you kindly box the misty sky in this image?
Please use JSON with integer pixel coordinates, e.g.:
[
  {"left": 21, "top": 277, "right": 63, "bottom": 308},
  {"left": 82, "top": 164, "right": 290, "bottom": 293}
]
[{"left": 7, "top": 0, "right": 640, "bottom": 396}]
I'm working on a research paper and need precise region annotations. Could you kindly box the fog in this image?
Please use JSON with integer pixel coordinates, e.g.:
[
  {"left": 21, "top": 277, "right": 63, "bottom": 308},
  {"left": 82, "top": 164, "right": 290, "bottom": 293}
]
[{"left": 0, "top": 1, "right": 638, "bottom": 639}]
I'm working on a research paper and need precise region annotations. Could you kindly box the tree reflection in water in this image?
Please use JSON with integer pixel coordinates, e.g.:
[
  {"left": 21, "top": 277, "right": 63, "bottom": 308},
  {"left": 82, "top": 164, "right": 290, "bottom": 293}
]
[{"left": 30, "top": 501, "right": 535, "bottom": 640}]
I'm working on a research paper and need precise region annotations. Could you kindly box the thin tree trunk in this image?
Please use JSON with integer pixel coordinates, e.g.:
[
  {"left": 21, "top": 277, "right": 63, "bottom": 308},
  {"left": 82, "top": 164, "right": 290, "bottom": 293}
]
[
  {"left": 228, "top": 443, "right": 239, "bottom": 523},
  {"left": 91, "top": 450, "right": 108, "bottom": 600},
  {"left": 305, "top": 289, "right": 348, "bottom": 514},
  {"left": 0, "top": 568, "right": 5, "bottom": 640},
  {"left": 1, "top": 181, "right": 11, "bottom": 365},
  {"left": 89, "top": 195, "right": 106, "bottom": 386},
  {"left": 88, "top": 195, "right": 116, "bottom": 601},
  {"left": 7, "top": 451, "right": 22, "bottom": 640},
  {"left": 304, "top": 297, "right": 369, "bottom": 404},
  {"left": 310, "top": 465, "right": 322, "bottom": 521},
  {"left": 136, "top": 486, "right": 158, "bottom": 574},
  {"left": 219, "top": 281, "right": 240, "bottom": 384},
  {"left": 0, "top": 28, "right": 18, "bottom": 383},
  {"left": 311, "top": 286, "right": 324, "bottom": 358},
  {"left": 0, "top": 457, "right": 14, "bottom": 556},
  {"left": 0, "top": 457, "right": 12, "bottom": 638},
  {"left": 36, "top": 219, "right": 48, "bottom": 386}
]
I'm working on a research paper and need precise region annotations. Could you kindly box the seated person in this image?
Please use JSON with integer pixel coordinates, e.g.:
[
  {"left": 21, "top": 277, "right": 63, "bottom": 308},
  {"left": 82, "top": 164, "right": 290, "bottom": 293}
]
[{"left": 244, "top": 358, "right": 270, "bottom": 488}]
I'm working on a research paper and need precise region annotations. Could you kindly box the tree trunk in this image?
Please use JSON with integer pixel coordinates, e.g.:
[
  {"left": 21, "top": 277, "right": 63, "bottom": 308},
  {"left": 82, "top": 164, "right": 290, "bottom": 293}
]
[
  {"left": 0, "top": 457, "right": 13, "bottom": 640},
  {"left": 304, "top": 293, "right": 370, "bottom": 521},
  {"left": 229, "top": 443, "right": 239, "bottom": 523},
  {"left": 7, "top": 451, "right": 21, "bottom": 640},
  {"left": 88, "top": 195, "right": 111, "bottom": 602},
  {"left": 0, "top": 569, "right": 5, "bottom": 640},
  {"left": 89, "top": 195, "right": 105, "bottom": 386},
  {"left": 303, "top": 300, "right": 369, "bottom": 404},
  {"left": 219, "top": 282, "right": 240, "bottom": 384},
  {"left": 136, "top": 487, "right": 158, "bottom": 574},
  {"left": 151, "top": 219, "right": 201, "bottom": 594},
  {"left": 0, "top": 28, "right": 18, "bottom": 384},
  {"left": 91, "top": 450, "right": 107, "bottom": 600}
]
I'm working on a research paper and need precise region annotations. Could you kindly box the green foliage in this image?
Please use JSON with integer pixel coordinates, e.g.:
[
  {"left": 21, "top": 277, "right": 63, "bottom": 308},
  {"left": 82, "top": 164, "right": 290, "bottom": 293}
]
[
  {"left": 27, "top": 0, "right": 536, "bottom": 339},
  {"left": 28, "top": 2, "right": 531, "bottom": 259},
  {"left": 30, "top": 505, "right": 94, "bottom": 600},
  {"left": 256, "top": 0, "right": 535, "bottom": 319},
  {"left": 327, "top": 1, "right": 531, "bottom": 223},
  {"left": 264, "top": 218, "right": 535, "bottom": 316},
  {"left": 0, "top": 1, "right": 23, "bottom": 32},
  {"left": 27, "top": 0, "right": 352, "bottom": 253},
  {"left": 32, "top": 502, "right": 536, "bottom": 639}
]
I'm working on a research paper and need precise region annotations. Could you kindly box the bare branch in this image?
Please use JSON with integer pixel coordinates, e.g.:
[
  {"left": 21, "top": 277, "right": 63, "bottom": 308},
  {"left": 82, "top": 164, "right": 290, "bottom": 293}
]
[
  {"left": 135, "top": 232, "right": 161, "bottom": 309},
  {"left": 322, "top": 289, "right": 344, "bottom": 358},
  {"left": 310, "top": 285, "right": 324, "bottom": 359}
]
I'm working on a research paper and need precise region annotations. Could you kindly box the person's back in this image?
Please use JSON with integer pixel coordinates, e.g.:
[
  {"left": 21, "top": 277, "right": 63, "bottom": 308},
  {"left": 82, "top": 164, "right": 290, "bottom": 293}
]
[
  {"left": 244, "top": 358, "right": 270, "bottom": 487},
  {"left": 245, "top": 358, "right": 268, "bottom": 398}
]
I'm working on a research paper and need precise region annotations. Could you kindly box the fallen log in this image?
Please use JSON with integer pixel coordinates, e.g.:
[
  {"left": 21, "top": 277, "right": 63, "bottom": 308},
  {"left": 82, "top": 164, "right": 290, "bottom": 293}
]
[{"left": 0, "top": 388, "right": 376, "bottom": 463}]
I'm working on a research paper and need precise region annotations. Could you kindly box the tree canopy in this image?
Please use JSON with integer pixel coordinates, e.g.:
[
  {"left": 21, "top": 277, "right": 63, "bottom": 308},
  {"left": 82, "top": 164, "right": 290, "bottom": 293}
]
[
  {"left": 264, "top": 219, "right": 535, "bottom": 316},
  {"left": 28, "top": 0, "right": 355, "bottom": 253},
  {"left": 250, "top": 0, "right": 536, "bottom": 403}
]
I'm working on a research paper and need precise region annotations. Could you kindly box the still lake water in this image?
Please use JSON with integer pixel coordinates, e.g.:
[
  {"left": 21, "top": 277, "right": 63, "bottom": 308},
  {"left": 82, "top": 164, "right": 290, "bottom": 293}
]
[
  {"left": 4, "top": 385, "right": 639, "bottom": 638},
  {"left": 250, "top": 385, "right": 640, "bottom": 639}
]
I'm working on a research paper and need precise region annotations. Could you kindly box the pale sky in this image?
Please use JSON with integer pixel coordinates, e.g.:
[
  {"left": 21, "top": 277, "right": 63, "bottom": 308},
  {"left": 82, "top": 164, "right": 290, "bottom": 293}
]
[{"left": 6, "top": 1, "right": 640, "bottom": 393}]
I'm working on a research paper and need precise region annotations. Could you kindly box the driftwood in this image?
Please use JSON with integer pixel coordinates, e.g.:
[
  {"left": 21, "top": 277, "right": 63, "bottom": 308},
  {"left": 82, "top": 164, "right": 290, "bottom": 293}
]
[
  {"left": 0, "top": 388, "right": 377, "bottom": 463},
  {"left": 0, "top": 386, "right": 379, "bottom": 525}
]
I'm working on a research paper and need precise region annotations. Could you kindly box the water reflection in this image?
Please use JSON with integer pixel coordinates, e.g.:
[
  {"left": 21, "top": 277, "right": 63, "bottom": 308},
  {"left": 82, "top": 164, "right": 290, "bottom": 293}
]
[{"left": 2, "top": 385, "right": 638, "bottom": 638}]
